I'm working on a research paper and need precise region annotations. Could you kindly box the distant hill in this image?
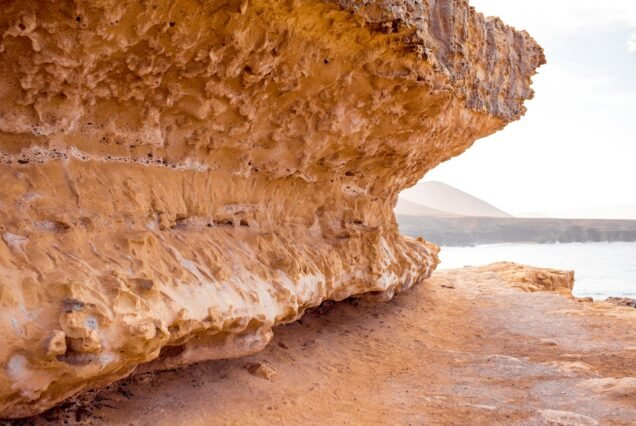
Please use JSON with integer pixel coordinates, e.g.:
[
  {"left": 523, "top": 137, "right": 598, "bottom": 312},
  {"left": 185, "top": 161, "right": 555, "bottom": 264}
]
[
  {"left": 398, "top": 181, "right": 512, "bottom": 218},
  {"left": 394, "top": 198, "right": 458, "bottom": 217},
  {"left": 395, "top": 181, "right": 636, "bottom": 246}
]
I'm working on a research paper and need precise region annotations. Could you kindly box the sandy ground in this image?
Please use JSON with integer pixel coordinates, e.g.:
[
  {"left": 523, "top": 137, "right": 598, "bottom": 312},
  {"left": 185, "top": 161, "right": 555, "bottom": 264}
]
[{"left": 6, "top": 266, "right": 636, "bottom": 425}]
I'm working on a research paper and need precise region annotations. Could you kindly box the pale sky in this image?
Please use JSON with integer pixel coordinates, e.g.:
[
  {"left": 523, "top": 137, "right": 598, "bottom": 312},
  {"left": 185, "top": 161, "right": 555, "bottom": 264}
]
[{"left": 411, "top": 0, "right": 636, "bottom": 219}]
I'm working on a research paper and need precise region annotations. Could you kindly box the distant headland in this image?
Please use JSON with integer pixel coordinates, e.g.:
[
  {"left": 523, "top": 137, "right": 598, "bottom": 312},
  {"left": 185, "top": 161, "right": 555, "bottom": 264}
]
[{"left": 397, "top": 182, "right": 636, "bottom": 246}]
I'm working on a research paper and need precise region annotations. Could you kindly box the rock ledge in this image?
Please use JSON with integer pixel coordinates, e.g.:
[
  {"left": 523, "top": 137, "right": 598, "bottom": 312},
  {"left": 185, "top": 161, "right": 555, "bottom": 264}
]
[{"left": 0, "top": 0, "right": 543, "bottom": 417}]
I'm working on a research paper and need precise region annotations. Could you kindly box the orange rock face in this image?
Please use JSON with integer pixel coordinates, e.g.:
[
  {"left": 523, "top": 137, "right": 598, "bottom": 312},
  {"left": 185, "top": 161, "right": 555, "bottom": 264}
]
[{"left": 0, "top": 0, "right": 543, "bottom": 418}]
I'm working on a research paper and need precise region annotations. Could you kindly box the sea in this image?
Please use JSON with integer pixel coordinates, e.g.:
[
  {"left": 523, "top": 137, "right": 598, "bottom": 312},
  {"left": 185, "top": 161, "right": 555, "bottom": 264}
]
[{"left": 438, "top": 242, "right": 636, "bottom": 299}]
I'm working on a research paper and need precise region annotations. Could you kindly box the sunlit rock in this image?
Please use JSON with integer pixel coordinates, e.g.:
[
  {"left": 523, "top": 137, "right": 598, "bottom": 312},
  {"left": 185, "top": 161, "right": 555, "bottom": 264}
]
[{"left": 0, "top": 0, "right": 543, "bottom": 418}]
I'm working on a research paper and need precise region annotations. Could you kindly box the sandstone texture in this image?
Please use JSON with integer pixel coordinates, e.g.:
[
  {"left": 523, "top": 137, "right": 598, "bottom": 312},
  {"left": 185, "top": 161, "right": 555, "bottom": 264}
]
[
  {"left": 14, "top": 263, "right": 636, "bottom": 425},
  {"left": 0, "top": 0, "right": 543, "bottom": 418}
]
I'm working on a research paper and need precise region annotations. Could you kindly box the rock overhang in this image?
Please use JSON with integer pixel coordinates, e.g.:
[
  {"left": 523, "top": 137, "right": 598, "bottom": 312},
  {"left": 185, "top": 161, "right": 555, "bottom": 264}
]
[{"left": 0, "top": 0, "right": 543, "bottom": 418}]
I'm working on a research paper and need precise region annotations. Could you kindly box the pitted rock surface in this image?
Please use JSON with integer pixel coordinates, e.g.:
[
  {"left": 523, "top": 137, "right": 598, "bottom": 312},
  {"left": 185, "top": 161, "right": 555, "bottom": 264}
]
[{"left": 0, "top": 0, "right": 543, "bottom": 418}]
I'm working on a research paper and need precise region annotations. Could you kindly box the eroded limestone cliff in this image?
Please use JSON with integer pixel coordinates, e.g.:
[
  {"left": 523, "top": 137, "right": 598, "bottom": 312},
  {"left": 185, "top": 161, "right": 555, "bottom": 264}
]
[{"left": 0, "top": 0, "right": 544, "bottom": 418}]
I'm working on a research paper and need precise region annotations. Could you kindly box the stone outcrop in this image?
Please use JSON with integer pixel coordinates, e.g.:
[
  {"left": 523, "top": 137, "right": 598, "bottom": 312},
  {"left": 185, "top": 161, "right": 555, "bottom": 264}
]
[
  {"left": 606, "top": 298, "right": 636, "bottom": 308},
  {"left": 0, "top": 0, "right": 544, "bottom": 418},
  {"left": 477, "top": 262, "right": 575, "bottom": 294}
]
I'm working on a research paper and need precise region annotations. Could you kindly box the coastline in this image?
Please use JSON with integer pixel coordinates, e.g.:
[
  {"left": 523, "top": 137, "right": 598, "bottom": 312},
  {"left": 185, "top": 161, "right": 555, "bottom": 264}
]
[
  {"left": 436, "top": 242, "right": 636, "bottom": 300},
  {"left": 398, "top": 215, "right": 636, "bottom": 247}
]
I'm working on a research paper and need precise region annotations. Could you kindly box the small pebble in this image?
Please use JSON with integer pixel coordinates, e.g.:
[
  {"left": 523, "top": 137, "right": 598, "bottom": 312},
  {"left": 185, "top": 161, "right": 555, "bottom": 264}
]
[{"left": 244, "top": 362, "right": 276, "bottom": 380}]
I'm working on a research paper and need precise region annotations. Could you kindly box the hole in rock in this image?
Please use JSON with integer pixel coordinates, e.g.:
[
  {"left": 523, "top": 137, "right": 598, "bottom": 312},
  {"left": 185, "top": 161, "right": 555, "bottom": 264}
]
[
  {"left": 158, "top": 344, "right": 185, "bottom": 359},
  {"left": 51, "top": 221, "right": 71, "bottom": 232},
  {"left": 63, "top": 298, "right": 85, "bottom": 313},
  {"left": 57, "top": 345, "right": 95, "bottom": 366}
]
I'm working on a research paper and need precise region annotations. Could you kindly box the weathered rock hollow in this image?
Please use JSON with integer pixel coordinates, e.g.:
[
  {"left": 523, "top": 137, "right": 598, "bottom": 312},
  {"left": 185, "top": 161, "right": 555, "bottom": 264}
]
[{"left": 0, "top": 0, "right": 544, "bottom": 418}]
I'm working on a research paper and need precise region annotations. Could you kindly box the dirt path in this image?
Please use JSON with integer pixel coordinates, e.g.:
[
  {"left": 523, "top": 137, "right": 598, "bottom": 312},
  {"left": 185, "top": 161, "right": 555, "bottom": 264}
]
[{"left": 10, "top": 265, "right": 636, "bottom": 425}]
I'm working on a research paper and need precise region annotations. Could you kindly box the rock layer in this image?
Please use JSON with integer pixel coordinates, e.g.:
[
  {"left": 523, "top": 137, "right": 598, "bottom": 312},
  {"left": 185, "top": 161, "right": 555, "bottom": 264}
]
[{"left": 0, "top": 0, "right": 543, "bottom": 418}]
